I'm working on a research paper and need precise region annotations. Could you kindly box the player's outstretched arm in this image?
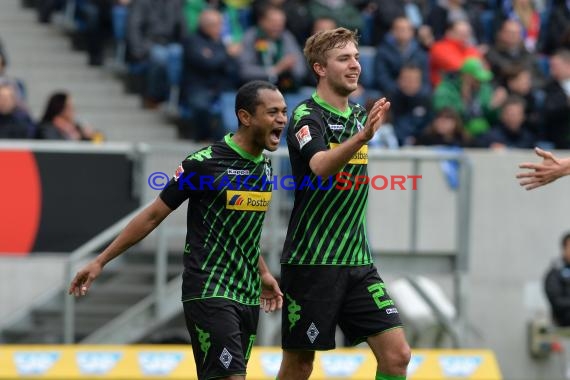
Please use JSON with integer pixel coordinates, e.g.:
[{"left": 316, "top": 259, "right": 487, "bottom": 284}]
[
  {"left": 516, "top": 147, "right": 570, "bottom": 190},
  {"left": 258, "top": 256, "right": 283, "bottom": 313},
  {"left": 308, "top": 98, "right": 390, "bottom": 178},
  {"left": 68, "top": 197, "right": 173, "bottom": 297}
]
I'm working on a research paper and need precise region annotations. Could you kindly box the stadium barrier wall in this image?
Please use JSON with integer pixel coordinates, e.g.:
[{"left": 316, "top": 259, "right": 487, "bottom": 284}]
[{"left": 0, "top": 346, "right": 501, "bottom": 379}]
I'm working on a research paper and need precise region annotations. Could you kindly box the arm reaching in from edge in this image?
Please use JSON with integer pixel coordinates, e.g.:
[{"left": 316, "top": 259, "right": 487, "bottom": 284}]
[{"left": 517, "top": 147, "right": 570, "bottom": 190}]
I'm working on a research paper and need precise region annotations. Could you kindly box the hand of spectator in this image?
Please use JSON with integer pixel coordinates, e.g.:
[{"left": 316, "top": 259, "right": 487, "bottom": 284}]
[
  {"left": 417, "top": 25, "right": 434, "bottom": 48},
  {"left": 273, "top": 54, "right": 297, "bottom": 75},
  {"left": 226, "top": 42, "right": 242, "bottom": 58},
  {"left": 491, "top": 87, "right": 508, "bottom": 108},
  {"left": 517, "top": 147, "right": 570, "bottom": 190},
  {"left": 477, "top": 44, "right": 489, "bottom": 55}
]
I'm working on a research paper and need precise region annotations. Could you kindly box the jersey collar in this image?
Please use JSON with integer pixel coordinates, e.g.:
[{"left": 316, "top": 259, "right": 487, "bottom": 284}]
[
  {"left": 225, "top": 133, "right": 264, "bottom": 163},
  {"left": 312, "top": 92, "right": 352, "bottom": 119}
]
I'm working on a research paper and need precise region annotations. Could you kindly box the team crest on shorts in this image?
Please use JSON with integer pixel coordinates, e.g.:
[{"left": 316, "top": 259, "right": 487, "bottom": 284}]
[
  {"left": 307, "top": 322, "right": 319, "bottom": 343},
  {"left": 296, "top": 125, "right": 312, "bottom": 149},
  {"left": 219, "top": 348, "right": 232, "bottom": 369}
]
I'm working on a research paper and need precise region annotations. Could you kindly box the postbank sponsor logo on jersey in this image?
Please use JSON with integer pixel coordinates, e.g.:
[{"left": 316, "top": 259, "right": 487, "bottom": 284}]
[
  {"left": 296, "top": 125, "right": 312, "bottom": 149},
  {"left": 330, "top": 143, "right": 368, "bottom": 165},
  {"left": 226, "top": 190, "right": 271, "bottom": 211},
  {"left": 328, "top": 124, "right": 344, "bottom": 131},
  {"left": 76, "top": 352, "right": 122, "bottom": 375},
  {"left": 438, "top": 355, "right": 482, "bottom": 377},
  {"left": 14, "top": 352, "right": 60, "bottom": 375},
  {"left": 320, "top": 354, "right": 364, "bottom": 377}
]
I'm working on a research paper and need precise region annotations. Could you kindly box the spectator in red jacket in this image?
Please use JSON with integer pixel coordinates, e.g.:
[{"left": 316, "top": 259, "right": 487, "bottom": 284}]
[{"left": 429, "top": 20, "right": 482, "bottom": 86}]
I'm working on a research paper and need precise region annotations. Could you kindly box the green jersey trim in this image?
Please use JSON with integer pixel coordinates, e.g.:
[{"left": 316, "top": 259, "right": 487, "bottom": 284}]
[
  {"left": 182, "top": 295, "right": 260, "bottom": 306},
  {"left": 224, "top": 133, "right": 264, "bottom": 163},
  {"left": 312, "top": 92, "right": 352, "bottom": 119}
]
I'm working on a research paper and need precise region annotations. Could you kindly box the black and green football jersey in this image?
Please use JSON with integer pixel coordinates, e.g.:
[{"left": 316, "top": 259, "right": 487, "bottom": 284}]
[
  {"left": 282, "top": 93, "right": 372, "bottom": 266},
  {"left": 160, "top": 134, "right": 273, "bottom": 305}
]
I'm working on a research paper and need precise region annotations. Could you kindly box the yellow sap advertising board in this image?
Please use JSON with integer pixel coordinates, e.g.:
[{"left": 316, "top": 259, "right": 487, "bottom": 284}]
[{"left": 0, "top": 346, "right": 501, "bottom": 379}]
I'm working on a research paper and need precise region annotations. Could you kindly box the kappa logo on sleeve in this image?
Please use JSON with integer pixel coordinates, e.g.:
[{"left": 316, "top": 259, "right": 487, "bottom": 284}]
[
  {"left": 295, "top": 125, "right": 312, "bottom": 149},
  {"left": 173, "top": 164, "right": 184, "bottom": 181}
]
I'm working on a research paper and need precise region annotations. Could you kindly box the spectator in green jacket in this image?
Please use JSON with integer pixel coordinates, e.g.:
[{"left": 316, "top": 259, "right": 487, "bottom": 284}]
[{"left": 433, "top": 57, "right": 507, "bottom": 137}]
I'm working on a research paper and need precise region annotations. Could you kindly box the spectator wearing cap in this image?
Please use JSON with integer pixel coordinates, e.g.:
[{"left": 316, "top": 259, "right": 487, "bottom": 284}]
[{"left": 433, "top": 57, "right": 507, "bottom": 137}]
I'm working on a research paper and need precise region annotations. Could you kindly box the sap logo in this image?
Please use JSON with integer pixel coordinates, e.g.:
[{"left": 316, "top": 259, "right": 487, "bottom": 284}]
[
  {"left": 14, "top": 352, "right": 60, "bottom": 375},
  {"left": 260, "top": 353, "right": 282, "bottom": 376},
  {"left": 439, "top": 356, "right": 482, "bottom": 377},
  {"left": 407, "top": 355, "right": 424, "bottom": 376},
  {"left": 138, "top": 352, "right": 183, "bottom": 375},
  {"left": 76, "top": 352, "right": 121, "bottom": 375},
  {"left": 320, "top": 354, "right": 364, "bottom": 377}
]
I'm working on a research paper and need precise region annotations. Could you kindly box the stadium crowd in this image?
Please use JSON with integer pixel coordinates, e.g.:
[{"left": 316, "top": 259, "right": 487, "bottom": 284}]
[{"left": 2, "top": 0, "right": 570, "bottom": 150}]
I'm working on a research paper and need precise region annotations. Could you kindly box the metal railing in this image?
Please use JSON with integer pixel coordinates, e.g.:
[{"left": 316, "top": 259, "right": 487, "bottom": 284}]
[{"left": 1, "top": 142, "right": 472, "bottom": 346}]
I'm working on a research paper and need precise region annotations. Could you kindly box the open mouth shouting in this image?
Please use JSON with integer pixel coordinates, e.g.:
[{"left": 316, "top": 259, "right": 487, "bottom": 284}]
[{"left": 269, "top": 126, "right": 285, "bottom": 146}]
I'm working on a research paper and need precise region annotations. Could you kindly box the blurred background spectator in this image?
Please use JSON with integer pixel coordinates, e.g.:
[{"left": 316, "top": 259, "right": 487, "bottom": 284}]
[
  {"left": 373, "top": 16, "right": 430, "bottom": 96},
  {"left": 415, "top": 107, "right": 471, "bottom": 147},
  {"left": 540, "top": 0, "right": 570, "bottom": 55},
  {"left": 478, "top": 94, "right": 536, "bottom": 149},
  {"left": 433, "top": 57, "right": 506, "bottom": 137},
  {"left": 36, "top": 91, "right": 101, "bottom": 141},
  {"left": 307, "top": 0, "right": 363, "bottom": 35},
  {"left": 0, "top": 83, "right": 35, "bottom": 139},
  {"left": 0, "top": 41, "right": 27, "bottom": 107},
  {"left": 486, "top": 19, "right": 543, "bottom": 86},
  {"left": 252, "top": 0, "right": 312, "bottom": 47},
  {"left": 502, "top": 65, "right": 544, "bottom": 139},
  {"left": 180, "top": 8, "right": 239, "bottom": 141},
  {"left": 541, "top": 49, "right": 570, "bottom": 149},
  {"left": 127, "top": 0, "right": 186, "bottom": 108},
  {"left": 388, "top": 64, "right": 432, "bottom": 145},
  {"left": 237, "top": 4, "right": 306, "bottom": 93},
  {"left": 12, "top": 0, "right": 570, "bottom": 149},
  {"left": 428, "top": 20, "right": 483, "bottom": 87}
]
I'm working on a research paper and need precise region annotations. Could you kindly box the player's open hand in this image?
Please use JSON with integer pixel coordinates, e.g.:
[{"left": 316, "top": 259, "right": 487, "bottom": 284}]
[
  {"left": 359, "top": 97, "right": 391, "bottom": 142},
  {"left": 260, "top": 272, "right": 283, "bottom": 313},
  {"left": 68, "top": 261, "right": 103, "bottom": 297},
  {"left": 516, "top": 147, "right": 570, "bottom": 190}
]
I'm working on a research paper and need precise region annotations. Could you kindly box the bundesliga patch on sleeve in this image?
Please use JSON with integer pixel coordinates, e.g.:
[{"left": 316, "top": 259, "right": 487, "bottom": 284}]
[
  {"left": 295, "top": 125, "right": 312, "bottom": 149},
  {"left": 173, "top": 164, "right": 184, "bottom": 181}
]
